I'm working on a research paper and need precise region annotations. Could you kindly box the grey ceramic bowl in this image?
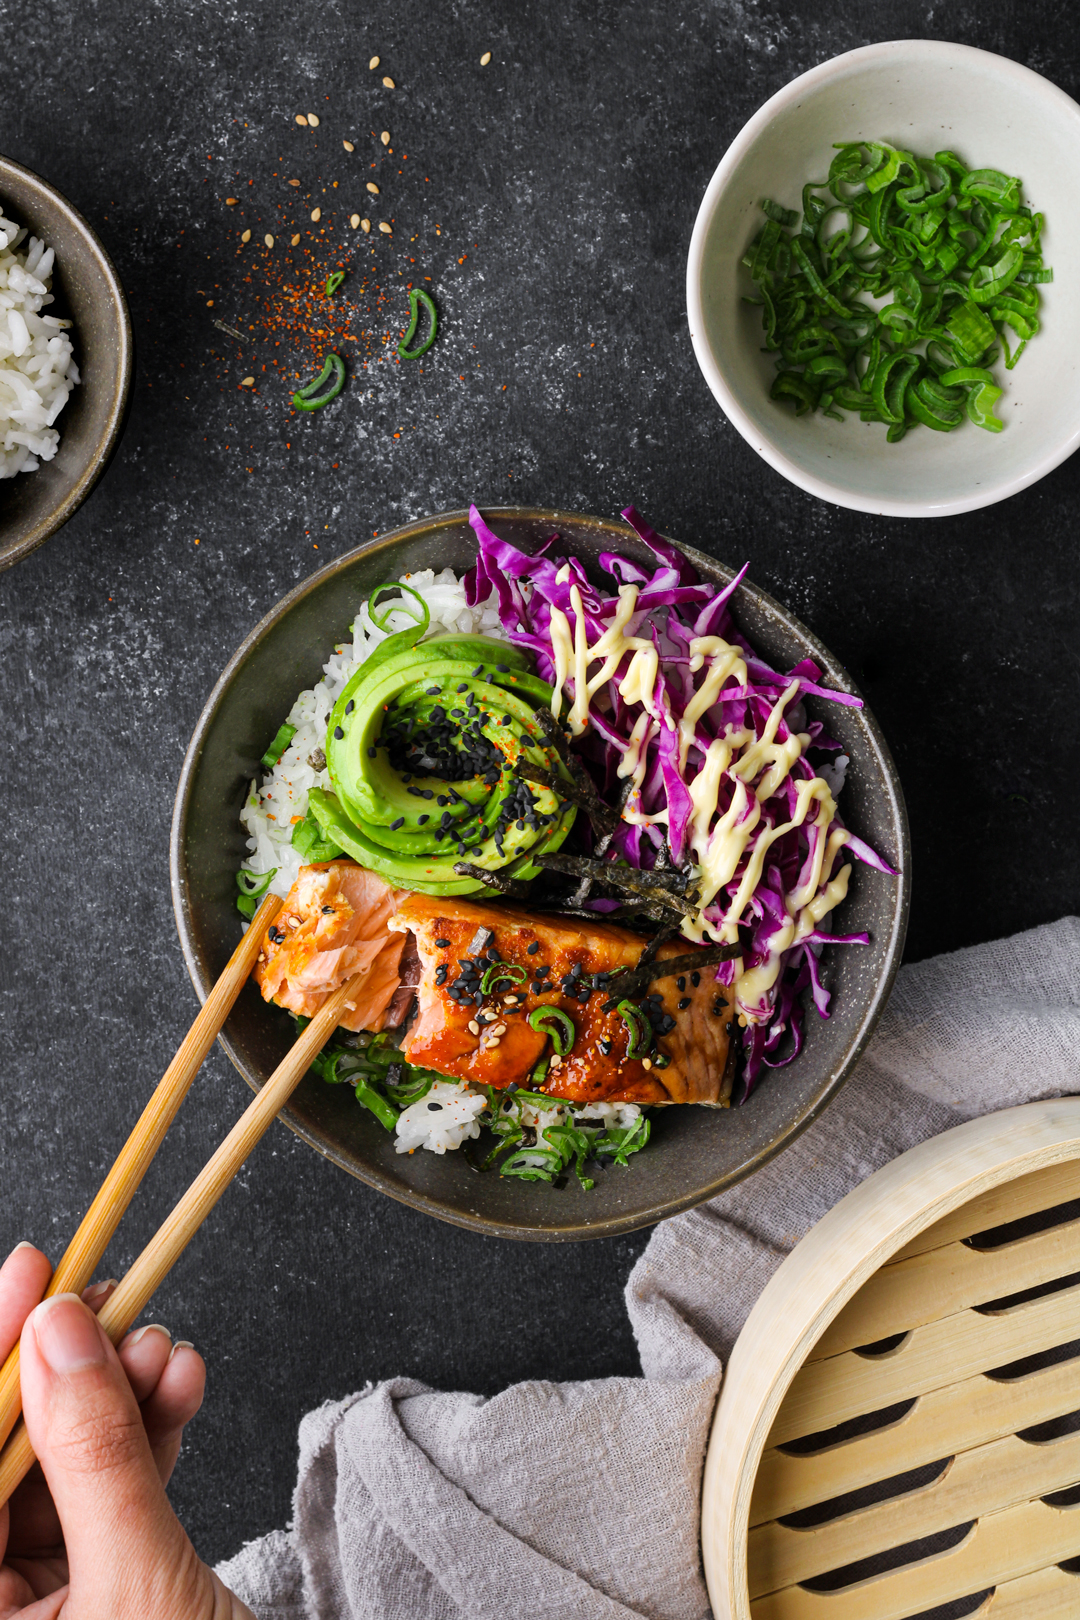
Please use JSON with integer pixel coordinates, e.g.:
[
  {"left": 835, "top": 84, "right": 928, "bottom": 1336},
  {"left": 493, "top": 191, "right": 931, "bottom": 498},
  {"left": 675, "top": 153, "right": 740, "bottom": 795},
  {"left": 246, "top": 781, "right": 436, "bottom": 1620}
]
[
  {"left": 0, "top": 155, "right": 132, "bottom": 570},
  {"left": 171, "top": 508, "right": 910, "bottom": 1240}
]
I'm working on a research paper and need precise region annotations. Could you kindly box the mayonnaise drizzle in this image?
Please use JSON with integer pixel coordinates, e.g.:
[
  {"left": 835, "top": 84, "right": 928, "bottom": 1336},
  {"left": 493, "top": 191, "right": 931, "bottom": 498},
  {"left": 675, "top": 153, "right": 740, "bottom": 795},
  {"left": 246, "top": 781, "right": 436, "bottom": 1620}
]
[{"left": 543, "top": 586, "right": 851, "bottom": 1020}]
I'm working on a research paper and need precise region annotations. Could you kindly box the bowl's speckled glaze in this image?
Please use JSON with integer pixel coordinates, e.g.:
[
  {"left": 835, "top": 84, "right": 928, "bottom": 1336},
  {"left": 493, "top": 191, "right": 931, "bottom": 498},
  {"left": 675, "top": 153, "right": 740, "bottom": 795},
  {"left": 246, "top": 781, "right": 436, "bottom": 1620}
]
[
  {"left": 170, "top": 508, "right": 910, "bottom": 1240},
  {"left": 0, "top": 155, "right": 132, "bottom": 570}
]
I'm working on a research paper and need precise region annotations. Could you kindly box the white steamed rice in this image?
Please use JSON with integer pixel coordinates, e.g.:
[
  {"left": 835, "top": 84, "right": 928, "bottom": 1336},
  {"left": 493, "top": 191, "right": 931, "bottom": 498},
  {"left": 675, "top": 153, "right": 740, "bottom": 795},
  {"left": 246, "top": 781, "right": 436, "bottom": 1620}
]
[
  {"left": 0, "top": 214, "right": 79, "bottom": 478},
  {"left": 239, "top": 566, "right": 643, "bottom": 1159}
]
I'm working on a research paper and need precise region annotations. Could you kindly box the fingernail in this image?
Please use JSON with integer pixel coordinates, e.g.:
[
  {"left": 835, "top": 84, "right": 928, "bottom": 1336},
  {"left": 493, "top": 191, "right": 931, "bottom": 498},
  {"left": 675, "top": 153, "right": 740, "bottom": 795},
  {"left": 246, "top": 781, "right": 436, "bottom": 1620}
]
[
  {"left": 13, "top": 1241, "right": 36, "bottom": 1253},
  {"left": 83, "top": 1279, "right": 118, "bottom": 1303},
  {"left": 33, "top": 1295, "right": 107, "bottom": 1374},
  {"left": 168, "top": 1340, "right": 195, "bottom": 1361},
  {"left": 123, "top": 1324, "right": 171, "bottom": 1350}
]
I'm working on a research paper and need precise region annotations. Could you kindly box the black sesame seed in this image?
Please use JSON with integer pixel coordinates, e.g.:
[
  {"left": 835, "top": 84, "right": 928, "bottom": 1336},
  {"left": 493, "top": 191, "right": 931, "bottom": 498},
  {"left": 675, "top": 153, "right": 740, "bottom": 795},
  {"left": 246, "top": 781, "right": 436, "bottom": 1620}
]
[
  {"left": 367, "top": 745, "right": 377, "bottom": 757},
  {"left": 437, "top": 795, "right": 449, "bottom": 806},
  {"left": 333, "top": 726, "right": 344, "bottom": 739},
  {"left": 344, "top": 700, "right": 355, "bottom": 715},
  {"left": 389, "top": 817, "right": 404, "bottom": 831},
  {"left": 425, "top": 686, "right": 441, "bottom": 696},
  {"left": 678, "top": 997, "right": 691, "bottom": 1010},
  {"left": 501, "top": 715, "right": 512, "bottom": 726},
  {"left": 531, "top": 981, "right": 544, "bottom": 995},
  {"left": 321, "top": 904, "right": 335, "bottom": 914},
  {"left": 676, "top": 977, "right": 686, "bottom": 992},
  {"left": 598, "top": 1039, "right": 612, "bottom": 1055},
  {"left": 418, "top": 814, "right": 430, "bottom": 824},
  {"left": 426, "top": 1102, "right": 443, "bottom": 1112},
  {"left": 691, "top": 971, "right": 701, "bottom": 987},
  {"left": 435, "top": 966, "right": 447, "bottom": 985},
  {"left": 527, "top": 941, "right": 540, "bottom": 955},
  {"left": 457, "top": 683, "right": 468, "bottom": 693},
  {"left": 569, "top": 963, "right": 583, "bottom": 978},
  {"left": 435, "top": 938, "right": 451, "bottom": 948},
  {"left": 422, "top": 790, "right": 434, "bottom": 800}
]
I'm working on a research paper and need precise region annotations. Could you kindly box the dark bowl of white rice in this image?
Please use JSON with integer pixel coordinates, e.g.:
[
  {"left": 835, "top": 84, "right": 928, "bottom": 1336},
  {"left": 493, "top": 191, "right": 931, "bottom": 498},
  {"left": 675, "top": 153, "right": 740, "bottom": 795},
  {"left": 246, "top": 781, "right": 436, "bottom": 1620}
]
[
  {"left": 0, "top": 154, "right": 132, "bottom": 571},
  {"left": 171, "top": 507, "right": 910, "bottom": 1240}
]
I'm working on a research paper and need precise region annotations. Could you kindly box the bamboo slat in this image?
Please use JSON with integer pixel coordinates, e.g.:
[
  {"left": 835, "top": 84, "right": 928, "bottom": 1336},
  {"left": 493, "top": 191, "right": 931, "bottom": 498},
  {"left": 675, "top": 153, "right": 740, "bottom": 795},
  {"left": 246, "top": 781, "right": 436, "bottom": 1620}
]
[
  {"left": 813, "top": 1211, "right": 1080, "bottom": 1358},
  {"left": 892, "top": 1160, "right": 1080, "bottom": 1263},
  {"left": 772, "top": 1278, "right": 1080, "bottom": 1446},
  {"left": 751, "top": 1353, "right": 1080, "bottom": 1524}
]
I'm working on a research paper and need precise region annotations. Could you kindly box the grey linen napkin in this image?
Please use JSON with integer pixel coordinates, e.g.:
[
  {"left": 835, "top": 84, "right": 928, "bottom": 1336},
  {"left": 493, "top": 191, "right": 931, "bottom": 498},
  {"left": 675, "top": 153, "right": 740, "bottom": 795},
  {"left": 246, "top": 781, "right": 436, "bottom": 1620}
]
[{"left": 217, "top": 916, "right": 1080, "bottom": 1620}]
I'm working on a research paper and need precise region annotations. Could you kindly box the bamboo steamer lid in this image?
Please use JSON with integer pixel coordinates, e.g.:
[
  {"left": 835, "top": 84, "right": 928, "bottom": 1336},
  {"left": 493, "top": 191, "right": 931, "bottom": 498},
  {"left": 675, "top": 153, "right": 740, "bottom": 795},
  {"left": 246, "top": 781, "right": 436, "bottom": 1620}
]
[{"left": 702, "top": 1100, "right": 1080, "bottom": 1619}]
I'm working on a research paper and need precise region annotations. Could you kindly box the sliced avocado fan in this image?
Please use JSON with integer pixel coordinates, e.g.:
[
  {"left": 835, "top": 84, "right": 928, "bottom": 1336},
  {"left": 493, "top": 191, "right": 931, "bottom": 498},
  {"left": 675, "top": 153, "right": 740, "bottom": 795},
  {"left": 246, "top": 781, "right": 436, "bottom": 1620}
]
[{"left": 312, "top": 632, "right": 577, "bottom": 895}]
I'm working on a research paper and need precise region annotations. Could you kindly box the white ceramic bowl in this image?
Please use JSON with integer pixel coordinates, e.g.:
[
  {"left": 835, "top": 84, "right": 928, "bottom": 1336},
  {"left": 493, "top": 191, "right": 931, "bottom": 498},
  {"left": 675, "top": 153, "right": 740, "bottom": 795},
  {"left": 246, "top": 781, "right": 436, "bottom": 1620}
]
[{"left": 687, "top": 40, "right": 1080, "bottom": 517}]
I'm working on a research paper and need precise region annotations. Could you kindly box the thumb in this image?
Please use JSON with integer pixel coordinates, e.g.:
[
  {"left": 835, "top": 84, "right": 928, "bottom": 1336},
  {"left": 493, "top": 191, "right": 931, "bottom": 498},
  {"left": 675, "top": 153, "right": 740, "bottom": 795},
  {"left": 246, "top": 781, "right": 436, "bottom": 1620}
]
[{"left": 20, "top": 1294, "right": 199, "bottom": 1613}]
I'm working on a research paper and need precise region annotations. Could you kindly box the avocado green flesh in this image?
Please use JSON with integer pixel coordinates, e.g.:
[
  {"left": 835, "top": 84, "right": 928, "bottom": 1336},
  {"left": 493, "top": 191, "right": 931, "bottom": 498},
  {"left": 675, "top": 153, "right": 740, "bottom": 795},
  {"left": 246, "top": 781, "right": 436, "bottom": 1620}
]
[{"left": 321, "top": 635, "right": 576, "bottom": 895}]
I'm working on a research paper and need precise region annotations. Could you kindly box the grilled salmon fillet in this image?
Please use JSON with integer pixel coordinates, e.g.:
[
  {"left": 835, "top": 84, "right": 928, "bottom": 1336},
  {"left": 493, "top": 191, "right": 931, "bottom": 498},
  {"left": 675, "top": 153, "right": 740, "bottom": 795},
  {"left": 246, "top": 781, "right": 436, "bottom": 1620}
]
[
  {"left": 388, "top": 894, "right": 737, "bottom": 1107},
  {"left": 253, "top": 862, "right": 405, "bottom": 1032}
]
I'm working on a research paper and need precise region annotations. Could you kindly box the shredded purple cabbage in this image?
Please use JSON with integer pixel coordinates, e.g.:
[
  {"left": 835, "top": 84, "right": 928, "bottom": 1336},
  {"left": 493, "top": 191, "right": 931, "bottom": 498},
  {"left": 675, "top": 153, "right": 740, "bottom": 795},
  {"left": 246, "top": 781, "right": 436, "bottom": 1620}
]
[{"left": 464, "top": 504, "right": 894, "bottom": 1098}]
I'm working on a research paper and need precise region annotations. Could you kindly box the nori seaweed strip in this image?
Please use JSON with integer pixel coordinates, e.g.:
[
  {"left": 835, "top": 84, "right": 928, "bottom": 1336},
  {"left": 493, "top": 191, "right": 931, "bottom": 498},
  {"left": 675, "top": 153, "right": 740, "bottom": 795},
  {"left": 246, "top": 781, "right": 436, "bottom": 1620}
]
[
  {"left": 452, "top": 862, "right": 533, "bottom": 898},
  {"left": 534, "top": 852, "right": 700, "bottom": 915},
  {"left": 601, "top": 945, "right": 741, "bottom": 1008},
  {"left": 516, "top": 761, "right": 624, "bottom": 839}
]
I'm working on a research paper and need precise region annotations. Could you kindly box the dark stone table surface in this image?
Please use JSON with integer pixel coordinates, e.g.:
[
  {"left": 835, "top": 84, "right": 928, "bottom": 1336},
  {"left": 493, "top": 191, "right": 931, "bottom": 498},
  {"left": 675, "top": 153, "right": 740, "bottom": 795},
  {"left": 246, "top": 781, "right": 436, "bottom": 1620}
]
[{"left": 2, "top": 0, "right": 1077, "bottom": 1570}]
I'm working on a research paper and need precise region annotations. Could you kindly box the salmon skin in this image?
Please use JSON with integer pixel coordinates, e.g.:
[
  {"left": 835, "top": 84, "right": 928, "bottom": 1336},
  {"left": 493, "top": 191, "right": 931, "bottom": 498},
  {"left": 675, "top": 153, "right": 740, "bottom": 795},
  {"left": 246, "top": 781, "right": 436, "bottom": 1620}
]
[
  {"left": 253, "top": 862, "right": 405, "bottom": 1033},
  {"left": 388, "top": 894, "right": 736, "bottom": 1107}
]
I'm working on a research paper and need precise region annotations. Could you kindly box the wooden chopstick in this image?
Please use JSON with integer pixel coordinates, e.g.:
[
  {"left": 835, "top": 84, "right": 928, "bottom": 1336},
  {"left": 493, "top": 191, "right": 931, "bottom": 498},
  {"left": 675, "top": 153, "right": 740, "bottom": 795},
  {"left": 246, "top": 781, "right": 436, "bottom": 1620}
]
[
  {"left": 0, "top": 968, "right": 364, "bottom": 1508},
  {"left": 0, "top": 890, "right": 282, "bottom": 1459}
]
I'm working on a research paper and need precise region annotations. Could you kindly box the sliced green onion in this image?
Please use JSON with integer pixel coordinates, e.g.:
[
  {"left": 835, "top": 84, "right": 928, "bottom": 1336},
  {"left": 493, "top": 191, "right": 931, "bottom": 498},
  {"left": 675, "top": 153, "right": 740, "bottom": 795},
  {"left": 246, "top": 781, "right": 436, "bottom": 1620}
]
[
  {"left": 236, "top": 867, "right": 276, "bottom": 898},
  {"left": 526, "top": 1005, "right": 575, "bottom": 1056},
  {"left": 325, "top": 271, "right": 345, "bottom": 296},
  {"left": 291, "top": 353, "right": 346, "bottom": 412},
  {"left": 261, "top": 722, "right": 297, "bottom": 770},
  {"left": 617, "top": 1000, "right": 653, "bottom": 1060},
  {"left": 353, "top": 1077, "right": 400, "bottom": 1132},
  {"left": 480, "top": 961, "right": 528, "bottom": 994},
  {"left": 397, "top": 288, "right": 438, "bottom": 359},
  {"left": 367, "top": 580, "right": 432, "bottom": 634},
  {"left": 291, "top": 809, "right": 343, "bottom": 863}
]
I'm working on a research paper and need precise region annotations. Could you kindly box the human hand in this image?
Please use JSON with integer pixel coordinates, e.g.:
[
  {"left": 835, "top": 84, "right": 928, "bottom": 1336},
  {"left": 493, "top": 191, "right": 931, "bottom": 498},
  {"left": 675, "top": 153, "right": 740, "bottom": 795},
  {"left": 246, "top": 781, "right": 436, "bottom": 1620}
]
[{"left": 0, "top": 1243, "right": 253, "bottom": 1618}]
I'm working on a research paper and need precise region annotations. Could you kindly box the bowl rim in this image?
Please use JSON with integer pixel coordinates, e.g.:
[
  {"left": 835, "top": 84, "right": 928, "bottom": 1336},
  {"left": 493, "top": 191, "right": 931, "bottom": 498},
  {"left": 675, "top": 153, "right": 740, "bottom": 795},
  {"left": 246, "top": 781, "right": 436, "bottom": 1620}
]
[
  {"left": 0, "top": 153, "right": 133, "bottom": 571},
  {"left": 170, "top": 505, "right": 911, "bottom": 1240},
  {"left": 685, "top": 38, "right": 1080, "bottom": 519}
]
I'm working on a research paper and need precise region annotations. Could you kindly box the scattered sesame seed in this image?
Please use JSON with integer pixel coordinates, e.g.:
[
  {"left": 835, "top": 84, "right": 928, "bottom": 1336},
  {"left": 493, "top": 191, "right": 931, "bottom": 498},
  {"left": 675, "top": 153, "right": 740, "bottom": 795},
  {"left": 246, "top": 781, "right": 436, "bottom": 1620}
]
[
  {"left": 381, "top": 130, "right": 390, "bottom": 145},
  {"left": 366, "top": 181, "right": 380, "bottom": 194},
  {"left": 378, "top": 221, "right": 392, "bottom": 233},
  {"left": 311, "top": 207, "right": 321, "bottom": 222},
  {"left": 350, "top": 213, "right": 361, "bottom": 228},
  {"left": 468, "top": 1020, "right": 480, "bottom": 1035},
  {"left": 369, "top": 54, "right": 380, "bottom": 68},
  {"left": 361, "top": 219, "right": 371, "bottom": 233},
  {"left": 678, "top": 997, "right": 691, "bottom": 1010},
  {"left": 264, "top": 233, "right": 274, "bottom": 247},
  {"left": 642, "top": 1057, "right": 653, "bottom": 1070},
  {"left": 290, "top": 234, "right": 300, "bottom": 246},
  {"left": 295, "top": 114, "right": 308, "bottom": 126},
  {"left": 382, "top": 75, "right": 395, "bottom": 88},
  {"left": 307, "top": 113, "right": 320, "bottom": 126},
  {"left": 288, "top": 178, "right": 300, "bottom": 187},
  {"left": 527, "top": 941, "right": 540, "bottom": 954},
  {"left": 241, "top": 229, "right": 251, "bottom": 242},
  {"left": 225, "top": 196, "right": 238, "bottom": 205},
  {"left": 343, "top": 139, "right": 355, "bottom": 152},
  {"left": 486, "top": 1036, "right": 502, "bottom": 1049},
  {"left": 389, "top": 816, "right": 404, "bottom": 830},
  {"left": 480, "top": 51, "right": 492, "bottom": 65},
  {"left": 241, "top": 376, "right": 255, "bottom": 386},
  {"left": 435, "top": 938, "right": 451, "bottom": 948}
]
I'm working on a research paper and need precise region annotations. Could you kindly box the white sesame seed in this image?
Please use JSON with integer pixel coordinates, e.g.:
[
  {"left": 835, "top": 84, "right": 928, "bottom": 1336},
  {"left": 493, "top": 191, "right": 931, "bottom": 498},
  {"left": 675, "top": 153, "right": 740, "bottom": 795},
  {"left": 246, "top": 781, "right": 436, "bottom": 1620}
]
[
  {"left": 288, "top": 178, "right": 300, "bottom": 187},
  {"left": 225, "top": 197, "right": 238, "bottom": 205},
  {"left": 295, "top": 114, "right": 308, "bottom": 126},
  {"left": 343, "top": 139, "right": 354, "bottom": 152},
  {"left": 366, "top": 181, "right": 379, "bottom": 194},
  {"left": 264, "top": 233, "right": 274, "bottom": 247},
  {"left": 311, "top": 207, "right": 321, "bottom": 222},
  {"left": 486, "top": 1037, "right": 501, "bottom": 1048},
  {"left": 381, "top": 130, "right": 390, "bottom": 145},
  {"left": 369, "top": 54, "right": 380, "bottom": 69},
  {"left": 290, "top": 233, "right": 300, "bottom": 246},
  {"left": 307, "top": 113, "right": 320, "bottom": 127},
  {"left": 241, "top": 376, "right": 255, "bottom": 386},
  {"left": 642, "top": 1057, "right": 652, "bottom": 1070},
  {"left": 480, "top": 51, "right": 491, "bottom": 65},
  {"left": 241, "top": 230, "right": 251, "bottom": 243},
  {"left": 490, "top": 1023, "right": 507, "bottom": 1037},
  {"left": 382, "top": 75, "right": 395, "bottom": 88},
  {"left": 468, "top": 1020, "right": 480, "bottom": 1035},
  {"left": 378, "top": 221, "right": 391, "bottom": 234},
  {"left": 350, "top": 213, "right": 361, "bottom": 228},
  {"left": 361, "top": 218, "right": 371, "bottom": 233}
]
